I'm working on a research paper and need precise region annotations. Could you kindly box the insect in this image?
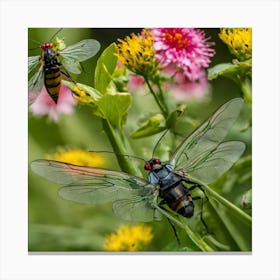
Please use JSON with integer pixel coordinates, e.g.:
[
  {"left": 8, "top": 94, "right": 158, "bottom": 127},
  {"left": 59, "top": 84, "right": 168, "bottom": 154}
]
[
  {"left": 28, "top": 30, "right": 100, "bottom": 103},
  {"left": 31, "top": 98, "right": 245, "bottom": 226}
]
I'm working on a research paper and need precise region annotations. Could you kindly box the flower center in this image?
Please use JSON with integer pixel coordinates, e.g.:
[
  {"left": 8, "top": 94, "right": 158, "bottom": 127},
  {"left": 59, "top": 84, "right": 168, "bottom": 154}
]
[{"left": 163, "top": 29, "right": 189, "bottom": 50}]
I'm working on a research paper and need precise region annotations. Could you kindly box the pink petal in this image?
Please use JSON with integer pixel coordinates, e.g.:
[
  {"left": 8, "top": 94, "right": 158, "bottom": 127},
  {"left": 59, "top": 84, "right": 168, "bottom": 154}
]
[{"left": 29, "top": 85, "right": 77, "bottom": 121}]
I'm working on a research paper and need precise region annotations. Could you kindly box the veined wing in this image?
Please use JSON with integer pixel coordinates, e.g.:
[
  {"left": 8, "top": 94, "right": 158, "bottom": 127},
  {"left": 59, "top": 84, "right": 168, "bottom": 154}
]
[
  {"left": 59, "top": 39, "right": 100, "bottom": 62},
  {"left": 31, "top": 160, "right": 161, "bottom": 222},
  {"left": 28, "top": 55, "right": 40, "bottom": 73},
  {"left": 60, "top": 58, "right": 82, "bottom": 74},
  {"left": 175, "top": 141, "right": 245, "bottom": 184},
  {"left": 170, "top": 98, "right": 245, "bottom": 183},
  {"left": 59, "top": 39, "right": 100, "bottom": 74},
  {"left": 28, "top": 64, "right": 44, "bottom": 94}
]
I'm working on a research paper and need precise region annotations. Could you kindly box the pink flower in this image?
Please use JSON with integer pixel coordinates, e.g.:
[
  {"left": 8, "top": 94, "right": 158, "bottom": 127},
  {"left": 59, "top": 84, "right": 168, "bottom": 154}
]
[
  {"left": 29, "top": 85, "right": 77, "bottom": 121},
  {"left": 150, "top": 28, "right": 215, "bottom": 81},
  {"left": 165, "top": 70, "right": 210, "bottom": 100},
  {"left": 127, "top": 75, "right": 145, "bottom": 93}
]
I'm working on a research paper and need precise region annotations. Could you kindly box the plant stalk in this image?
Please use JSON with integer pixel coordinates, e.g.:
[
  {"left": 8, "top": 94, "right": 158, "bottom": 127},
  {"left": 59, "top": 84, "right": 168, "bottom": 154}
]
[
  {"left": 189, "top": 176, "right": 252, "bottom": 226},
  {"left": 240, "top": 77, "right": 252, "bottom": 105},
  {"left": 144, "top": 77, "right": 168, "bottom": 118},
  {"left": 154, "top": 205, "right": 215, "bottom": 252},
  {"left": 102, "top": 119, "right": 142, "bottom": 177}
]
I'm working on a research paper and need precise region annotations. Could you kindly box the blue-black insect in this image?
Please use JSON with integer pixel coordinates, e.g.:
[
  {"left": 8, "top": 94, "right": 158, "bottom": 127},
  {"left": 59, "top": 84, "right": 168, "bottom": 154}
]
[{"left": 31, "top": 98, "right": 245, "bottom": 227}]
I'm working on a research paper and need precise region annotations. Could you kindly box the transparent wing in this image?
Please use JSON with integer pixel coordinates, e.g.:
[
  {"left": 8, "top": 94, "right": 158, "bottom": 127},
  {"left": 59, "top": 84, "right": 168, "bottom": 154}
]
[
  {"left": 31, "top": 160, "right": 160, "bottom": 222},
  {"left": 28, "top": 55, "right": 40, "bottom": 73},
  {"left": 170, "top": 98, "right": 245, "bottom": 183},
  {"left": 113, "top": 197, "right": 162, "bottom": 222},
  {"left": 175, "top": 141, "right": 245, "bottom": 184},
  {"left": 28, "top": 64, "right": 44, "bottom": 94},
  {"left": 59, "top": 39, "right": 100, "bottom": 62},
  {"left": 60, "top": 58, "right": 82, "bottom": 74}
]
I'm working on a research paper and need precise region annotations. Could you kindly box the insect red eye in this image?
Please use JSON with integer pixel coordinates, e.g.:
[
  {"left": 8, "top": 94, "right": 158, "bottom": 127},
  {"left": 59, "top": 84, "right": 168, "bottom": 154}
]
[
  {"left": 49, "top": 43, "right": 53, "bottom": 48},
  {"left": 153, "top": 159, "right": 161, "bottom": 165},
  {"left": 41, "top": 44, "right": 46, "bottom": 50},
  {"left": 144, "top": 163, "right": 151, "bottom": 170}
]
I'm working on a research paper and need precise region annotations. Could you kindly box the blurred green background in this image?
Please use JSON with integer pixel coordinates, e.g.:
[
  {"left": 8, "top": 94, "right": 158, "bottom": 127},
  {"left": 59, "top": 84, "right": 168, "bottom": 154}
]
[{"left": 28, "top": 28, "right": 252, "bottom": 251}]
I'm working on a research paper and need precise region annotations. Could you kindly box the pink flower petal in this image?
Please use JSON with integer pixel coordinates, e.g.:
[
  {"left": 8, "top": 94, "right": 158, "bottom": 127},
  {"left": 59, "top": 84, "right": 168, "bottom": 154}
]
[
  {"left": 30, "top": 85, "right": 77, "bottom": 121},
  {"left": 150, "top": 28, "right": 215, "bottom": 82}
]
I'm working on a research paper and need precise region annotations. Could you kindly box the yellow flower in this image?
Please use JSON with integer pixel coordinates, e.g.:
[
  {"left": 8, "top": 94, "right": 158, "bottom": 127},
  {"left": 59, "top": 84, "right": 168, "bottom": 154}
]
[
  {"left": 116, "top": 30, "right": 157, "bottom": 76},
  {"left": 49, "top": 149, "right": 105, "bottom": 167},
  {"left": 219, "top": 28, "right": 252, "bottom": 61},
  {"left": 103, "top": 224, "right": 153, "bottom": 251}
]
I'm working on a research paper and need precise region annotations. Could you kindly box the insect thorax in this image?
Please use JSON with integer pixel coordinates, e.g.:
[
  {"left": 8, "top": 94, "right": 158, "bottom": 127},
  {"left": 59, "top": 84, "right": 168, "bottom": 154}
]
[{"left": 149, "top": 165, "right": 181, "bottom": 189}]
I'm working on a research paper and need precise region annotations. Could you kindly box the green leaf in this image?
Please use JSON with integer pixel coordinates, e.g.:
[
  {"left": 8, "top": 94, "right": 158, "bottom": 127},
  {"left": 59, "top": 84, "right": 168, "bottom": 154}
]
[
  {"left": 94, "top": 43, "right": 118, "bottom": 94},
  {"left": 166, "top": 104, "right": 187, "bottom": 129},
  {"left": 95, "top": 92, "right": 132, "bottom": 128},
  {"left": 130, "top": 114, "right": 165, "bottom": 139},
  {"left": 210, "top": 199, "right": 252, "bottom": 251},
  {"left": 161, "top": 241, "right": 196, "bottom": 252},
  {"left": 208, "top": 60, "right": 252, "bottom": 86},
  {"left": 208, "top": 63, "right": 239, "bottom": 80}
]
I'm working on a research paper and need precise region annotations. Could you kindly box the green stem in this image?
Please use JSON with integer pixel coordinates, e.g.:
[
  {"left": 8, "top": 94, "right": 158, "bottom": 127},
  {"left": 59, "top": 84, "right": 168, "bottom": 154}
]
[
  {"left": 189, "top": 176, "right": 252, "bottom": 226},
  {"left": 144, "top": 77, "right": 168, "bottom": 118},
  {"left": 155, "top": 80, "right": 169, "bottom": 115},
  {"left": 102, "top": 119, "right": 142, "bottom": 177},
  {"left": 240, "top": 77, "right": 252, "bottom": 105},
  {"left": 154, "top": 205, "right": 215, "bottom": 252}
]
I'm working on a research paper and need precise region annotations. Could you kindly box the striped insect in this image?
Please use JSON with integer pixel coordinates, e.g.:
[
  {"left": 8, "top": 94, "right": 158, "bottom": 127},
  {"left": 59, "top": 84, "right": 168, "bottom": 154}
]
[
  {"left": 28, "top": 30, "right": 100, "bottom": 103},
  {"left": 31, "top": 98, "right": 245, "bottom": 227}
]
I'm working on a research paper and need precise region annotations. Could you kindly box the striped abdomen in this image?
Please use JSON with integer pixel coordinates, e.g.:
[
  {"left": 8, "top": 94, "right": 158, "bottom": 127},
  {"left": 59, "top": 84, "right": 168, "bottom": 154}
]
[
  {"left": 44, "top": 64, "right": 62, "bottom": 103},
  {"left": 43, "top": 49, "right": 62, "bottom": 103},
  {"left": 161, "top": 183, "right": 194, "bottom": 218}
]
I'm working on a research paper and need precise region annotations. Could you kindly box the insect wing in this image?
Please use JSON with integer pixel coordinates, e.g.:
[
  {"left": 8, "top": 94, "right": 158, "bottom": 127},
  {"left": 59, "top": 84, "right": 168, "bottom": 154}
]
[
  {"left": 59, "top": 39, "right": 100, "bottom": 62},
  {"left": 28, "top": 64, "right": 44, "bottom": 95},
  {"left": 28, "top": 55, "right": 40, "bottom": 73},
  {"left": 31, "top": 160, "right": 160, "bottom": 222},
  {"left": 175, "top": 141, "right": 245, "bottom": 184},
  {"left": 60, "top": 58, "right": 82, "bottom": 74},
  {"left": 59, "top": 39, "right": 100, "bottom": 74},
  {"left": 113, "top": 196, "right": 162, "bottom": 222},
  {"left": 171, "top": 98, "right": 245, "bottom": 183}
]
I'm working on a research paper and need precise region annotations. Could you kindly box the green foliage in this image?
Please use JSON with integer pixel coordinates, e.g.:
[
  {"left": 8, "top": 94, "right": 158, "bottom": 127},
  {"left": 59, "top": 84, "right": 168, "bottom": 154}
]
[
  {"left": 130, "top": 114, "right": 165, "bottom": 139},
  {"left": 95, "top": 92, "right": 132, "bottom": 129},
  {"left": 28, "top": 28, "right": 252, "bottom": 252},
  {"left": 208, "top": 59, "right": 252, "bottom": 104},
  {"left": 94, "top": 43, "right": 118, "bottom": 94}
]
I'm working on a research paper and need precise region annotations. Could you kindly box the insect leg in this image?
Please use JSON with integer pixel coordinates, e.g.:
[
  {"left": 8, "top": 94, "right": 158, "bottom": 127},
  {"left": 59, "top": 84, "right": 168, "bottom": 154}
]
[
  {"left": 158, "top": 203, "right": 181, "bottom": 245},
  {"left": 167, "top": 217, "right": 181, "bottom": 245},
  {"left": 60, "top": 69, "right": 76, "bottom": 83},
  {"left": 186, "top": 182, "right": 209, "bottom": 201},
  {"left": 192, "top": 196, "right": 210, "bottom": 233}
]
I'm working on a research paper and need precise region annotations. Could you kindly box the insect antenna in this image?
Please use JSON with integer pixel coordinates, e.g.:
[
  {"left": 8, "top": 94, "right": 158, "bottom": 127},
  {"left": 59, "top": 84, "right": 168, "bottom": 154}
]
[
  {"left": 151, "top": 129, "right": 169, "bottom": 158},
  {"left": 28, "top": 39, "right": 42, "bottom": 50},
  {"left": 89, "top": 150, "right": 146, "bottom": 163},
  {"left": 49, "top": 28, "right": 64, "bottom": 42}
]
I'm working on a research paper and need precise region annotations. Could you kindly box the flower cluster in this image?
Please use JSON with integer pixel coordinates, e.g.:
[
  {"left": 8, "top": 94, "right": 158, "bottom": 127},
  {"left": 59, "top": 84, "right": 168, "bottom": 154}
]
[
  {"left": 219, "top": 28, "right": 252, "bottom": 61},
  {"left": 151, "top": 28, "right": 215, "bottom": 81},
  {"left": 117, "top": 28, "right": 215, "bottom": 99},
  {"left": 116, "top": 30, "right": 158, "bottom": 77},
  {"left": 103, "top": 224, "right": 153, "bottom": 251}
]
